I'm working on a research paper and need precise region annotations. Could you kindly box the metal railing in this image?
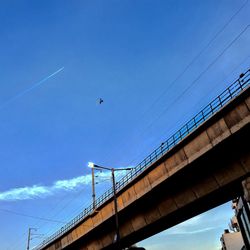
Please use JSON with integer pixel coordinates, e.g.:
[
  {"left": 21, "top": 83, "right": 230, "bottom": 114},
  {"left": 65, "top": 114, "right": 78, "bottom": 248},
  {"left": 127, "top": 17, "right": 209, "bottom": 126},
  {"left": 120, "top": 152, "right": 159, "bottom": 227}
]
[{"left": 36, "top": 68, "right": 250, "bottom": 249}]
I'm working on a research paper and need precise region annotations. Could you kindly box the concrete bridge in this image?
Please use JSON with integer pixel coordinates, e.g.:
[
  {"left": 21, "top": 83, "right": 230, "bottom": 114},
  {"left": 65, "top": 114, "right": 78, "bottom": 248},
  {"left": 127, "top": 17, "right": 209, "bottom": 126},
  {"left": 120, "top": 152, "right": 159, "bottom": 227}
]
[{"left": 37, "top": 69, "right": 250, "bottom": 250}]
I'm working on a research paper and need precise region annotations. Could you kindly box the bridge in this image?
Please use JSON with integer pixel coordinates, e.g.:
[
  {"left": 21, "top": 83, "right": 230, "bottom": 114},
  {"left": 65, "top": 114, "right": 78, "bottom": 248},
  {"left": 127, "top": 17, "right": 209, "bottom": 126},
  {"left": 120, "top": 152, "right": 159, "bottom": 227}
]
[{"left": 36, "top": 69, "right": 250, "bottom": 250}]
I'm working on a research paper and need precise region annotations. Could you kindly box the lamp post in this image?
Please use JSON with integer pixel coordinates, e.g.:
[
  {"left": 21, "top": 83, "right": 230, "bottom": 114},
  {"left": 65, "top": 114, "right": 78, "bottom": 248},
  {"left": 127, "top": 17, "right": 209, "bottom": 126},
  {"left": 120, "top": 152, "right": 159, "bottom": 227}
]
[
  {"left": 91, "top": 166, "right": 96, "bottom": 210},
  {"left": 88, "top": 162, "right": 132, "bottom": 250},
  {"left": 27, "top": 228, "right": 32, "bottom": 250}
]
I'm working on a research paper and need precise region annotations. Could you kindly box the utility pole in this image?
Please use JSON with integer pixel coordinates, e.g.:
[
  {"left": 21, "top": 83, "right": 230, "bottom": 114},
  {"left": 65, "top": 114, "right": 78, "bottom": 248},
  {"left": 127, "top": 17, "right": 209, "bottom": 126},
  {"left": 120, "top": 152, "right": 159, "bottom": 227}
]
[
  {"left": 88, "top": 162, "right": 132, "bottom": 250},
  {"left": 27, "top": 228, "right": 31, "bottom": 250},
  {"left": 91, "top": 167, "right": 96, "bottom": 210},
  {"left": 27, "top": 228, "right": 37, "bottom": 250},
  {"left": 111, "top": 168, "right": 120, "bottom": 249}
]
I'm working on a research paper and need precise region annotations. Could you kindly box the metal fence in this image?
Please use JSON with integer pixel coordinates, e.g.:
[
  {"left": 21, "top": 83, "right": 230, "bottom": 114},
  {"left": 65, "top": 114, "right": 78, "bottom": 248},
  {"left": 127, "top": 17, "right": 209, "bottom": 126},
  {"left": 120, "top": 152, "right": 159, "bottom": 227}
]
[{"left": 35, "top": 68, "right": 250, "bottom": 249}]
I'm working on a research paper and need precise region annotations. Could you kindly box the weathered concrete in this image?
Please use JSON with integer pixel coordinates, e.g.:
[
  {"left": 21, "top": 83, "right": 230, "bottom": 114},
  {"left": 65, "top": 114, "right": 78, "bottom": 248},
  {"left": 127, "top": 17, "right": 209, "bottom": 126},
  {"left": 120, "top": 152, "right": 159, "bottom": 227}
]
[
  {"left": 41, "top": 87, "right": 250, "bottom": 250},
  {"left": 242, "top": 177, "right": 250, "bottom": 201}
]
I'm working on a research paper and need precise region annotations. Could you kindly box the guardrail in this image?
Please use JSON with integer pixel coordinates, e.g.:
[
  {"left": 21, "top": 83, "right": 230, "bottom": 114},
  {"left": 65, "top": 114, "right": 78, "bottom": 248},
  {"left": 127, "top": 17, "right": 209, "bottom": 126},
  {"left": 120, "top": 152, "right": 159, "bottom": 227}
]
[{"left": 36, "top": 68, "right": 250, "bottom": 249}]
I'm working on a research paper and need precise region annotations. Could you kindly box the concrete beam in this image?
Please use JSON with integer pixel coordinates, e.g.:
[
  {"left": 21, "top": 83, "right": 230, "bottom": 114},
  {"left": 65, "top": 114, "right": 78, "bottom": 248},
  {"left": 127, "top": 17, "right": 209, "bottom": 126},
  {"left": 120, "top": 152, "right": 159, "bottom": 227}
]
[{"left": 242, "top": 177, "right": 250, "bottom": 202}]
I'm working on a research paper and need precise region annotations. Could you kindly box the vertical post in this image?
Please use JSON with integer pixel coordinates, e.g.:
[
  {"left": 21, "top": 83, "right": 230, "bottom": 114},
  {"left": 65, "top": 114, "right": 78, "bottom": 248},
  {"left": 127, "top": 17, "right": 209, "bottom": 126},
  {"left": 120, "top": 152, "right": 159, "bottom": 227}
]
[
  {"left": 88, "top": 162, "right": 132, "bottom": 249},
  {"left": 27, "top": 228, "right": 31, "bottom": 250},
  {"left": 91, "top": 167, "right": 96, "bottom": 210},
  {"left": 112, "top": 168, "right": 121, "bottom": 250}
]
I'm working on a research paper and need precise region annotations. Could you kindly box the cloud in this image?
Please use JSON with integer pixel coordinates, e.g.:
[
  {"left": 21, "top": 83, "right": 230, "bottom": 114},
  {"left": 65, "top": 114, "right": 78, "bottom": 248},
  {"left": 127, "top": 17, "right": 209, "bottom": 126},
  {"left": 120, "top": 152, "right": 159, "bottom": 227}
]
[
  {"left": 157, "top": 213, "right": 224, "bottom": 237},
  {"left": 53, "top": 175, "right": 92, "bottom": 190},
  {"left": 166, "top": 226, "right": 218, "bottom": 235},
  {"left": 0, "top": 171, "right": 115, "bottom": 201},
  {"left": 179, "top": 215, "right": 202, "bottom": 226},
  {"left": 163, "top": 213, "right": 223, "bottom": 236},
  {"left": 0, "top": 185, "right": 51, "bottom": 201}
]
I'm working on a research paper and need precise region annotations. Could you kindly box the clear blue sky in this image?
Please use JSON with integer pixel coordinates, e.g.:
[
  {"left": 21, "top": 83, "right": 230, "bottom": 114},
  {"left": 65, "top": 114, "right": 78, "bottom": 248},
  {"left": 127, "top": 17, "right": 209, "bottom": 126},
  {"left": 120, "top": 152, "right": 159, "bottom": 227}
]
[{"left": 0, "top": 0, "right": 249, "bottom": 249}]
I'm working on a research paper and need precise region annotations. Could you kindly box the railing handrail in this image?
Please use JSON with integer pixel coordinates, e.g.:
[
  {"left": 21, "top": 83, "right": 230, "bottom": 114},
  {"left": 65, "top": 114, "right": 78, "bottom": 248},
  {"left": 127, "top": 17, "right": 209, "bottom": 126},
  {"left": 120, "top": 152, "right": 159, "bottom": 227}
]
[{"left": 35, "top": 68, "right": 250, "bottom": 249}]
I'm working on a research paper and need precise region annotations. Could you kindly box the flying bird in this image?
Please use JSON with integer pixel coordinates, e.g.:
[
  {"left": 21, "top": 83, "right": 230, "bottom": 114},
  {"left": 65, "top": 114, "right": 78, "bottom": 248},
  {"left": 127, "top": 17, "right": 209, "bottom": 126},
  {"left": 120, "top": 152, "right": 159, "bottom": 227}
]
[{"left": 97, "top": 98, "right": 104, "bottom": 104}]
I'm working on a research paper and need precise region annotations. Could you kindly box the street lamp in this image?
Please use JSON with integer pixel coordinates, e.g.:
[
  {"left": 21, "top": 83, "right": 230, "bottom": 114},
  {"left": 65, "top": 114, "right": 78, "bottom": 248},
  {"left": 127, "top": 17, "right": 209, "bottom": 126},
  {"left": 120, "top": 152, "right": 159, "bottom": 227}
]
[
  {"left": 88, "top": 162, "right": 97, "bottom": 210},
  {"left": 88, "top": 162, "right": 132, "bottom": 250}
]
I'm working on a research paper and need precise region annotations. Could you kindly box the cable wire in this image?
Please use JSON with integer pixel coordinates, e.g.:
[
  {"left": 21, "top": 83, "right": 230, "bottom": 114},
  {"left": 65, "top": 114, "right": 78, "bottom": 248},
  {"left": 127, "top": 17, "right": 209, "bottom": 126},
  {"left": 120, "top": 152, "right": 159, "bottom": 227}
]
[
  {"left": 0, "top": 208, "right": 66, "bottom": 223},
  {"left": 139, "top": 0, "right": 249, "bottom": 119},
  {"left": 100, "top": 0, "right": 249, "bottom": 165},
  {"left": 144, "top": 24, "right": 250, "bottom": 130},
  {"left": 128, "top": 55, "right": 250, "bottom": 165},
  {"left": 125, "top": 24, "right": 250, "bottom": 166}
]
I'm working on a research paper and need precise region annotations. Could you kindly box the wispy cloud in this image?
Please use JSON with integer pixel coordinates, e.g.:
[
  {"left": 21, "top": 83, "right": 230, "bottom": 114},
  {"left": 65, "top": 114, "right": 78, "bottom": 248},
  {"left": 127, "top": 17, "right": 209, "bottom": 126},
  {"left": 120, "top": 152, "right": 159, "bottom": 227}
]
[
  {"left": 0, "top": 186, "right": 52, "bottom": 201},
  {"left": 163, "top": 213, "right": 223, "bottom": 236},
  {"left": 166, "top": 226, "right": 218, "bottom": 235},
  {"left": 179, "top": 215, "right": 202, "bottom": 226},
  {"left": 0, "top": 171, "right": 116, "bottom": 201}
]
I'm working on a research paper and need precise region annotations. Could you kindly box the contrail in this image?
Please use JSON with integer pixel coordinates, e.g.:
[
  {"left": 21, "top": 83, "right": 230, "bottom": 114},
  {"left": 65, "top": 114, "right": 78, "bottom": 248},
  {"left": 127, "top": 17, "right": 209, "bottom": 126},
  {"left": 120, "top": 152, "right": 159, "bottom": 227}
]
[{"left": 0, "top": 67, "right": 64, "bottom": 109}]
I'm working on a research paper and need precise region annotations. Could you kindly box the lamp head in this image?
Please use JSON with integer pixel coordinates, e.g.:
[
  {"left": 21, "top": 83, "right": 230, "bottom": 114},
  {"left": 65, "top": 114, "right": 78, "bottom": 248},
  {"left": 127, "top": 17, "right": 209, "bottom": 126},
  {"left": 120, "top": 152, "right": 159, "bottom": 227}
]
[{"left": 88, "top": 162, "right": 95, "bottom": 168}]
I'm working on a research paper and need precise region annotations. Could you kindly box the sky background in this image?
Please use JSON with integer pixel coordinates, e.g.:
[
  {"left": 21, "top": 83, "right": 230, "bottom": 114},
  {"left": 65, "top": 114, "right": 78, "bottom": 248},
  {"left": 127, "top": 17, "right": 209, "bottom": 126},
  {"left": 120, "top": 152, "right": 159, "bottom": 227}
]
[{"left": 0, "top": 0, "right": 249, "bottom": 249}]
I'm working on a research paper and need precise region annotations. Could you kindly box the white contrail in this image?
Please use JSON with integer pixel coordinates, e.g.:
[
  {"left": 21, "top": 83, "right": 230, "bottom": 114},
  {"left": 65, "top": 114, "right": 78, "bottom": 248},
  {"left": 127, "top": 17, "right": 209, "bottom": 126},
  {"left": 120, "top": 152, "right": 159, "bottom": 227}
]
[
  {"left": 0, "top": 67, "right": 64, "bottom": 109},
  {"left": 166, "top": 226, "right": 218, "bottom": 235}
]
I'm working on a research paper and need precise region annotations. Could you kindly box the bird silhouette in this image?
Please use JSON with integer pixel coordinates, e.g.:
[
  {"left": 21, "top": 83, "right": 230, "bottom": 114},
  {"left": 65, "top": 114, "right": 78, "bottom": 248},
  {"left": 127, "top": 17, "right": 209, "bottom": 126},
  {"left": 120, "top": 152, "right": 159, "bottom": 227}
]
[{"left": 98, "top": 98, "right": 104, "bottom": 104}]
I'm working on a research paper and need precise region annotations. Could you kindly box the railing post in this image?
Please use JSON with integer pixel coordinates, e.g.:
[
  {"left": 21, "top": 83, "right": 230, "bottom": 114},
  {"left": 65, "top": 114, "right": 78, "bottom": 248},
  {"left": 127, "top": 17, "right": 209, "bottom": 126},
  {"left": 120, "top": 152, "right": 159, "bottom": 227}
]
[{"left": 160, "top": 142, "right": 164, "bottom": 155}]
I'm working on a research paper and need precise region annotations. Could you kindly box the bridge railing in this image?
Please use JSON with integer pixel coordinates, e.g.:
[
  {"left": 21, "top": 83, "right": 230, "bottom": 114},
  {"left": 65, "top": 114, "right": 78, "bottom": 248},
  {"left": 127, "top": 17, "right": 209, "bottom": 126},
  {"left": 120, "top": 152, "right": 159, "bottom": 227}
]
[{"left": 35, "top": 68, "right": 250, "bottom": 249}]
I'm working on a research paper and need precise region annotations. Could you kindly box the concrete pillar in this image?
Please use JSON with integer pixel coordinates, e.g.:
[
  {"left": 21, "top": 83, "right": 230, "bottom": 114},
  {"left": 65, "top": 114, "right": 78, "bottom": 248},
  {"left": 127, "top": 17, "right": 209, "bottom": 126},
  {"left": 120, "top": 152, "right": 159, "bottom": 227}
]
[{"left": 242, "top": 177, "right": 250, "bottom": 202}]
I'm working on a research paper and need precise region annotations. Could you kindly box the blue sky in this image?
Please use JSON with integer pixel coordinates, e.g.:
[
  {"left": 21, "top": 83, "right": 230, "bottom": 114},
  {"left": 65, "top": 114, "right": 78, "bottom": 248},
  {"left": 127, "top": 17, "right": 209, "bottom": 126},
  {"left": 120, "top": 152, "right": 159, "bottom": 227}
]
[{"left": 0, "top": 0, "right": 249, "bottom": 249}]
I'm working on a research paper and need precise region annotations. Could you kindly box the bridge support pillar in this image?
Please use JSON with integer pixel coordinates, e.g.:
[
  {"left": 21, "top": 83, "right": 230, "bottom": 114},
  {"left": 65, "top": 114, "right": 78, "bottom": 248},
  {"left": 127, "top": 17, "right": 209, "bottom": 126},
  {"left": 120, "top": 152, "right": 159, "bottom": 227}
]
[{"left": 242, "top": 177, "right": 250, "bottom": 202}]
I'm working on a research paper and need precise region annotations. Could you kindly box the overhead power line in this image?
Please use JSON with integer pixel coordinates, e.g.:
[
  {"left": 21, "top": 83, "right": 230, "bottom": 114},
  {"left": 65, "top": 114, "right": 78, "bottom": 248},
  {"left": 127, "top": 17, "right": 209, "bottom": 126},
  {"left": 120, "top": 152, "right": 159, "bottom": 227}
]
[
  {"left": 101, "top": 0, "right": 249, "bottom": 164},
  {"left": 125, "top": 24, "right": 250, "bottom": 166},
  {"left": 148, "top": 24, "right": 250, "bottom": 126},
  {"left": 104, "top": 24, "right": 250, "bottom": 167},
  {"left": 130, "top": 55, "right": 250, "bottom": 165},
  {"left": 139, "top": 0, "right": 249, "bottom": 118},
  {"left": 0, "top": 208, "right": 66, "bottom": 224}
]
